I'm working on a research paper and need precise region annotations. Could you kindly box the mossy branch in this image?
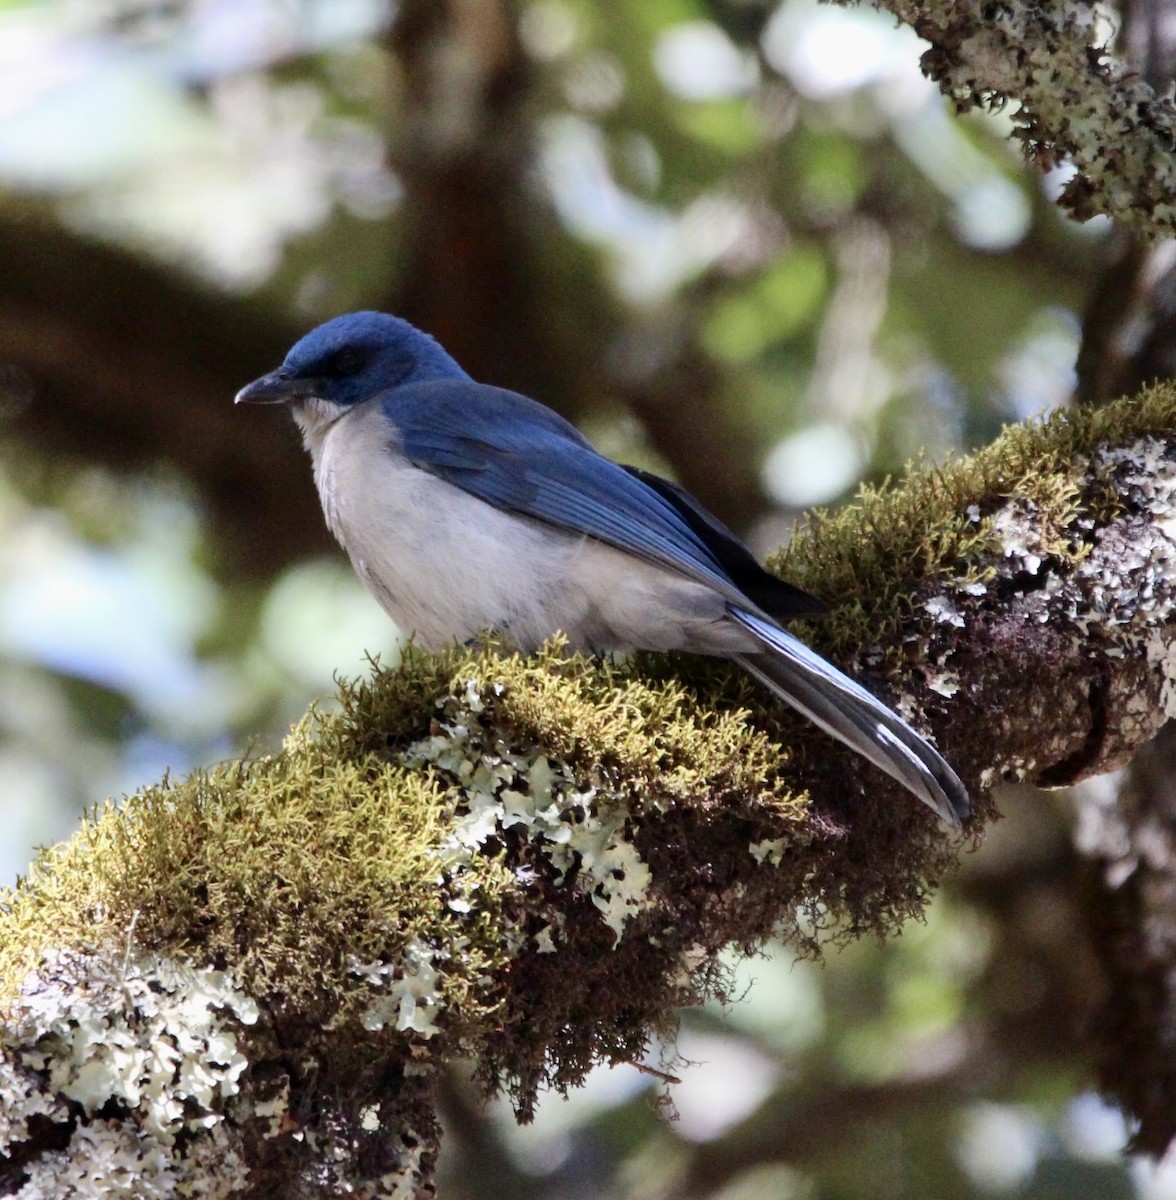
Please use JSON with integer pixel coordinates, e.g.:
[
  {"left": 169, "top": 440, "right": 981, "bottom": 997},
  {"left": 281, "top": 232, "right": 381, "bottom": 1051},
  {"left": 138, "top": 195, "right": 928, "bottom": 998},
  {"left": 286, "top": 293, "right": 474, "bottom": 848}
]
[
  {"left": 861, "top": 0, "right": 1176, "bottom": 236},
  {"left": 4, "top": 385, "right": 1176, "bottom": 1195}
]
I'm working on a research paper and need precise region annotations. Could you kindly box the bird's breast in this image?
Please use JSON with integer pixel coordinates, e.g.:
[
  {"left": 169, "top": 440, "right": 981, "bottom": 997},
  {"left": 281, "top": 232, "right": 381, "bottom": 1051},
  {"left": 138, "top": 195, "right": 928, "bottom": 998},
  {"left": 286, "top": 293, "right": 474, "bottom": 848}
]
[
  {"left": 311, "top": 409, "right": 576, "bottom": 648},
  {"left": 309, "top": 404, "right": 755, "bottom": 657}
]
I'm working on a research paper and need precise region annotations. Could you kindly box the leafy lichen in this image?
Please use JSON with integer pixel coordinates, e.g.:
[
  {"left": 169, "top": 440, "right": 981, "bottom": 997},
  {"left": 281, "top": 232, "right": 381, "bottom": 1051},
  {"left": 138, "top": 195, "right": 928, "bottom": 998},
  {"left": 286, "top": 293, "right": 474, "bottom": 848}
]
[{"left": 870, "top": 0, "right": 1176, "bottom": 235}]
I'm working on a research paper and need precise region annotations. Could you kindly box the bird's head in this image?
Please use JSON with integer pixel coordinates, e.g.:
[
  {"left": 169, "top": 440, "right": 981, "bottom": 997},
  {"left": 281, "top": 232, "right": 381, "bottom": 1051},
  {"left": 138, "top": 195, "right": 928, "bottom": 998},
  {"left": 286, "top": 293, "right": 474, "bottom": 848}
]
[{"left": 234, "top": 311, "right": 468, "bottom": 415}]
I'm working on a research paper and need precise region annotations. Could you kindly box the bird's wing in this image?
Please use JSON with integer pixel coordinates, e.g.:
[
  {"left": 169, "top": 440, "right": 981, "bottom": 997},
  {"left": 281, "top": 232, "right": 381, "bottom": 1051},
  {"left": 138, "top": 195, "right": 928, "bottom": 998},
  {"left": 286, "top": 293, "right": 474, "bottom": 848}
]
[
  {"left": 382, "top": 380, "right": 753, "bottom": 601},
  {"left": 620, "top": 466, "right": 827, "bottom": 620}
]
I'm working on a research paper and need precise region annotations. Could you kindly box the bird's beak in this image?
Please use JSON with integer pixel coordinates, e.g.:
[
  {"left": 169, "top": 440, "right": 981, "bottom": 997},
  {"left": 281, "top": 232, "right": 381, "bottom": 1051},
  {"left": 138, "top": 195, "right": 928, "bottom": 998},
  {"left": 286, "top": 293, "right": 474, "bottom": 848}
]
[{"left": 234, "top": 371, "right": 322, "bottom": 405}]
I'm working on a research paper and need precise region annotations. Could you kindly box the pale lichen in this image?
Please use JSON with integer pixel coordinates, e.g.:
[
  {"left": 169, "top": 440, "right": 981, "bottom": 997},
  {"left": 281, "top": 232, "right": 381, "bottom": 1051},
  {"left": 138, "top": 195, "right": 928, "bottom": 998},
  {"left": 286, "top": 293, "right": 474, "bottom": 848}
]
[
  {"left": 1075, "top": 441, "right": 1176, "bottom": 631},
  {"left": 1, "top": 950, "right": 255, "bottom": 1198},
  {"left": 13, "top": 952, "right": 257, "bottom": 1140},
  {"left": 925, "top": 595, "right": 966, "bottom": 627},
  {"left": 406, "top": 677, "right": 656, "bottom": 944},
  {"left": 869, "top": 0, "right": 1176, "bottom": 234},
  {"left": 922, "top": 434, "right": 1176, "bottom": 785},
  {"left": 350, "top": 939, "right": 445, "bottom": 1038},
  {"left": 748, "top": 838, "right": 788, "bottom": 866}
]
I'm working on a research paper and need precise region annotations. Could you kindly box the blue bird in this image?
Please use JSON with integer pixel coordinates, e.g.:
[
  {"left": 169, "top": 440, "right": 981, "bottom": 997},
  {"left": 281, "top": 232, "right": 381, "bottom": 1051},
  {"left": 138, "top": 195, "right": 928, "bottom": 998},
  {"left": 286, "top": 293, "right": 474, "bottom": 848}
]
[{"left": 236, "top": 311, "right": 969, "bottom": 828}]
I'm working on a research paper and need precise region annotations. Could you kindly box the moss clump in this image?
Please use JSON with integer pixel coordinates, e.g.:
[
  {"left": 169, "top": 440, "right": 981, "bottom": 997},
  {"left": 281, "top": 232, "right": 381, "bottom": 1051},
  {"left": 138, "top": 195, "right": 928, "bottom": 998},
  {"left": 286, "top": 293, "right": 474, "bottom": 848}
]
[
  {"left": 0, "top": 745, "right": 509, "bottom": 1040},
  {"left": 0, "top": 640, "right": 820, "bottom": 1115},
  {"left": 772, "top": 382, "right": 1176, "bottom": 662}
]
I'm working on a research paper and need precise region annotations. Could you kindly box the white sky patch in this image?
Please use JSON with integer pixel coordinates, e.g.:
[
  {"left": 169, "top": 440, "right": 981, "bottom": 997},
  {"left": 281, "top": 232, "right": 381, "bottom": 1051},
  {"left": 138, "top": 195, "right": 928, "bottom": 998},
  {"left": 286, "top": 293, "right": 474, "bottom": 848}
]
[
  {"left": 951, "top": 174, "right": 1032, "bottom": 250},
  {"left": 542, "top": 115, "right": 674, "bottom": 260},
  {"left": 520, "top": 2, "right": 580, "bottom": 61},
  {"left": 180, "top": 0, "right": 389, "bottom": 79},
  {"left": 652, "top": 20, "right": 758, "bottom": 101},
  {"left": 762, "top": 0, "right": 925, "bottom": 99},
  {"left": 998, "top": 309, "right": 1081, "bottom": 420},
  {"left": 1061, "top": 1092, "right": 1130, "bottom": 1159},
  {"left": 0, "top": 57, "right": 212, "bottom": 191},
  {"left": 487, "top": 1057, "right": 649, "bottom": 1175},
  {"left": 260, "top": 559, "right": 401, "bottom": 688},
  {"left": 1133, "top": 1150, "right": 1176, "bottom": 1200},
  {"left": 954, "top": 1102, "right": 1043, "bottom": 1192},
  {"left": 669, "top": 1028, "right": 781, "bottom": 1141},
  {"left": 540, "top": 114, "right": 751, "bottom": 301},
  {"left": 893, "top": 102, "right": 1031, "bottom": 252},
  {"left": 762, "top": 422, "right": 869, "bottom": 507},
  {"left": 61, "top": 72, "right": 397, "bottom": 288},
  {"left": 763, "top": 0, "right": 1031, "bottom": 251},
  {"left": 0, "top": 2, "right": 396, "bottom": 287},
  {"left": 562, "top": 50, "right": 625, "bottom": 112},
  {"left": 0, "top": 508, "right": 216, "bottom": 719}
]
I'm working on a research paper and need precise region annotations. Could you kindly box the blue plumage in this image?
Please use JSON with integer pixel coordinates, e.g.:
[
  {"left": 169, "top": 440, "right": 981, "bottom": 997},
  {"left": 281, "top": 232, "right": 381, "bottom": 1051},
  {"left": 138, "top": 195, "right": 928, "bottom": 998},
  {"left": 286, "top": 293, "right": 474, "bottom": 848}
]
[
  {"left": 386, "top": 381, "right": 743, "bottom": 600},
  {"left": 236, "top": 311, "right": 969, "bottom": 827}
]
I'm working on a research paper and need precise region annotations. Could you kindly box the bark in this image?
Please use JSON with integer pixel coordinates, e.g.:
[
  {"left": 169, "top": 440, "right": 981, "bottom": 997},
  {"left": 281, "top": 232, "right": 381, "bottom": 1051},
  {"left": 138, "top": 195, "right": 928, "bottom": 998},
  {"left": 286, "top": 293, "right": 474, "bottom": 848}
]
[
  {"left": 1079, "top": 724, "right": 1176, "bottom": 1154},
  {"left": 1068, "top": 0, "right": 1176, "bottom": 1155}
]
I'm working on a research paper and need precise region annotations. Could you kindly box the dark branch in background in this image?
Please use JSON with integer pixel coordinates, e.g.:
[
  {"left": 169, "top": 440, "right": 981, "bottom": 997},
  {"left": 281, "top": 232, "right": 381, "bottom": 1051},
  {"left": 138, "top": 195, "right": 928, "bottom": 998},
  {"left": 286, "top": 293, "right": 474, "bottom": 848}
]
[
  {"left": 437, "top": 1070, "right": 564, "bottom": 1200},
  {"left": 1085, "top": 724, "right": 1176, "bottom": 1154},
  {"left": 383, "top": 0, "right": 565, "bottom": 399},
  {"left": 1074, "top": 231, "right": 1176, "bottom": 406},
  {"left": 0, "top": 201, "right": 325, "bottom": 574},
  {"left": 1064, "top": 0, "right": 1176, "bottom": 1156}
]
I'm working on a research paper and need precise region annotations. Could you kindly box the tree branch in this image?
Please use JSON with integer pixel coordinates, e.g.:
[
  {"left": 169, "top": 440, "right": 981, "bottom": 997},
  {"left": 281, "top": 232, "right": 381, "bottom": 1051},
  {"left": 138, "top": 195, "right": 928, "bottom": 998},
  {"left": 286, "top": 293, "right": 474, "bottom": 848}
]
[
  {"left": 868, "top": 0, "right": 1176, "bottom": 235},
  {"left": 3, "top": 385, "right": 1176, "bottom": 1195}
]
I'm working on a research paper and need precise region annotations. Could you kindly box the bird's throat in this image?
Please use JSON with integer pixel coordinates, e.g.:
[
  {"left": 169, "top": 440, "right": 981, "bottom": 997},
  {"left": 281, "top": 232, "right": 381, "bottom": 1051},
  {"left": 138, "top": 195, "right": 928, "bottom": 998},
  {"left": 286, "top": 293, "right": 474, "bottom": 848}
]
[{"left": 292, "top": 398, "right": 351, "bottom": 467}]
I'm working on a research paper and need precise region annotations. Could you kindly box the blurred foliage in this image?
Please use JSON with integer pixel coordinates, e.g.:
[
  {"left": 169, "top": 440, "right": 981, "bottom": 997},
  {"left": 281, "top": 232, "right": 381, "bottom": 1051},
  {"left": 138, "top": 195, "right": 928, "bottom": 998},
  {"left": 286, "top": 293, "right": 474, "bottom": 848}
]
[{"left": 0, "top": 0, "right": 1165, "bottom": 1196}]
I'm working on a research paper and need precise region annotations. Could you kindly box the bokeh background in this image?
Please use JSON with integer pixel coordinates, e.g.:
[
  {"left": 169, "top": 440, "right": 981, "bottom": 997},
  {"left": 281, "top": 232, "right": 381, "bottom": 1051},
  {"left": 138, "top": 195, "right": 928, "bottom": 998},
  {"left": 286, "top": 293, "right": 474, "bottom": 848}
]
[{"left": 1, "top": 0, "right": 1174, "bottom": 1196}]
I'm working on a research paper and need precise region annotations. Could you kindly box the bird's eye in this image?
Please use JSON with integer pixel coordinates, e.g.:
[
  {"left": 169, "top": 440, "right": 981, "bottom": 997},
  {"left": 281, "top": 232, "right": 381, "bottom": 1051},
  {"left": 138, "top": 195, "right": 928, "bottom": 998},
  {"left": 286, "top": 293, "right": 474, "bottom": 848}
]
[{"left": 329, "top": 347, "right": 369, "bottom": 376}]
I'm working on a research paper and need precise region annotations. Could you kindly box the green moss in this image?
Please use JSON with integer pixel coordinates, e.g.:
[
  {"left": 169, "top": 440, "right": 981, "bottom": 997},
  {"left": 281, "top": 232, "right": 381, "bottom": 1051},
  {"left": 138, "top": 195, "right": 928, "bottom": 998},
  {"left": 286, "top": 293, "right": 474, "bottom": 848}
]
[
  {"left": 2, "top": 383, "right": 1173, "bottom": 1109},
  {"left": 0, "top": 748, "right": 503, "bottom": 1032},
  {"left": 0, "top": 641, "right": 811, "bottom": 1064},
  {"left": 772, "top": 382, "right": 1176, "bottom": 661}
]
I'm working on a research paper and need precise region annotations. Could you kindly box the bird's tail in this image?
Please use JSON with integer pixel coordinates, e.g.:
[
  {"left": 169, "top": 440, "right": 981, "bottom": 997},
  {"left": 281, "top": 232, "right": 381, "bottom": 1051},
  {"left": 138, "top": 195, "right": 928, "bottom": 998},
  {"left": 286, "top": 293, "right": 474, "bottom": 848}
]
[{"left": 729, "top": 608, "right": 970, "bottom": 828}]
